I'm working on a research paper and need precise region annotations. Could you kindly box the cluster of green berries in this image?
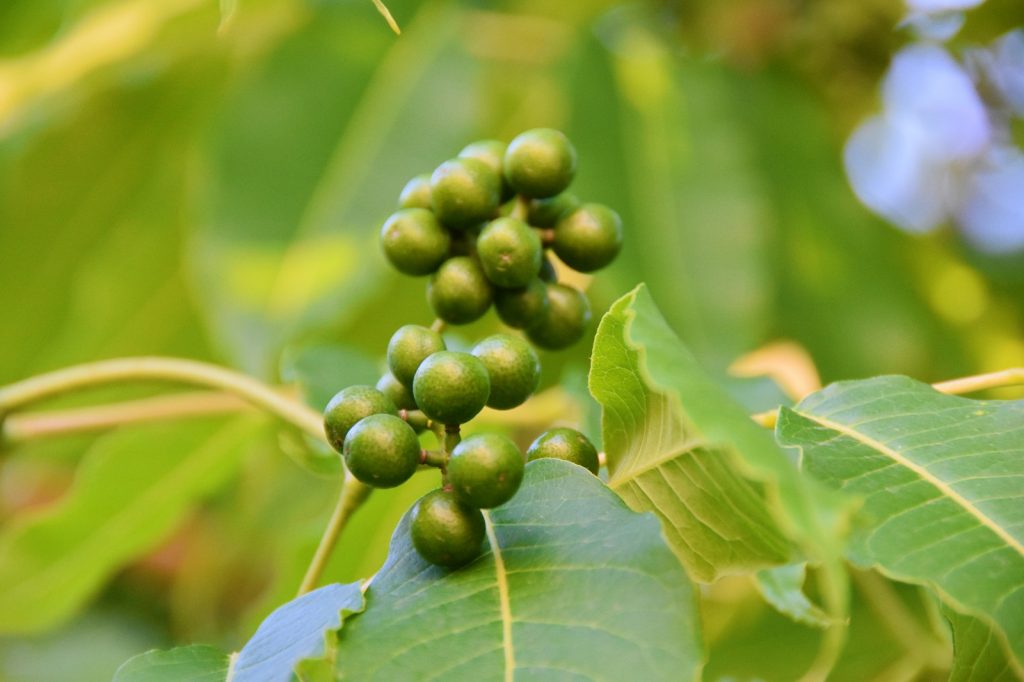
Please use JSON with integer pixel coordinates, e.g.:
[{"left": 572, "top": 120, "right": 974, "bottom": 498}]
[
  {"left": 380, "top": 128, "right": 623, "bottom": 349},
  {"left": 322, "top": 130, "right": 614, "bottom": 569}
]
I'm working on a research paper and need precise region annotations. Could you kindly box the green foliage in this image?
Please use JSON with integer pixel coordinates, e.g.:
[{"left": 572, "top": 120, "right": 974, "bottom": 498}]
[
  {"left": 114, "top": 645, "right": 229, "bottom": 682},
  {"left": 0, "top": 418, "right": 266, "bottom": 635},
  {"left": 777, "top": 376, "right": 1024, "bottom": 667},
  {"left": 334, "top": 460, "right": 702, "bottom": 680}
]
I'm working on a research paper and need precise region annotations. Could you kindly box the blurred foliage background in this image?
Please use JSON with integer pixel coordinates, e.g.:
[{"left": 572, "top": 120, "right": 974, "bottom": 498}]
[{"left": 1, "top": 0, "right": 1022, "bottom": 679}]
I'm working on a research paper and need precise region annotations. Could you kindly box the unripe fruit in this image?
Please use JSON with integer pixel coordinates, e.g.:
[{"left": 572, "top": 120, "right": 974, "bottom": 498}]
[
  {"left": 503, "top": 128, "right": 577, "bottom": 198},
  {"left": 410, "top": 489, "right": 485, "bottom": 568},
  {"left": 458, "top": 139, "right": 512, "bottom": 200},
  {"left": 448, "top": 433, "right": 525, "bottom": 509},
  {"left": 527, "top": 191, "right": 580, "bottom": 228},
  {"left": 476, "top": 217, "right": 542, "bottom": 289},
  {"left": 387, "top": 324, "right": 446, "bottom": 387},
  {"left": 376, "top": 372, "right": 417, "bottom": 411},
  {"left": 430, "top": 157, "right": 501, "bottom": 229},
  {"left": 398, "top": 173, "right": 432, "bottom": 209},
  {"left": 380, "top": 208, "right": 451, "bottom": 276},
  {"left": 494, "top": 278, "right": 549, "bottom": 329},
  {"left": 471, "top": 334, "right": 540, "bottom": 410},
  {"left": 526, "top": 427, "right": 599, "bottom": 475},
  {"left": 526, "top": 283, "right": 591, "bottom": 349},
  {"left": 343, "top": 413, "right": 421, "bottom": 488},
  {"left": 413, "top": 351, "right": 490, "bottom": 424},
  {"left": 427, "top": 256, "right": 493, "bottom": 324},
  {"left": 323, "top": 385, "right": 397, "bottom": 453},
  {"left": 553, "top": 203, "right": 623, "bottom": 272}
]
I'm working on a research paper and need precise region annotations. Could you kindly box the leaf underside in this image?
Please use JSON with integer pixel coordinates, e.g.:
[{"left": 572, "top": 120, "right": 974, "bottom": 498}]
[
  {"left": 334, "top": 459, "right": 703, "bottom": 681},
  {"left": 777, "top": 376, "right": 1024, "bottom": 670}
]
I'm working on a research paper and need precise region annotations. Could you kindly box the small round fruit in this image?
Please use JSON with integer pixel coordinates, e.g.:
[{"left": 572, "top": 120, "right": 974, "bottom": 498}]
[
  {"left": 471, "top": 334, "right": 540, "bottom": 410},
  {"left": 387, "top": 324, "right": 446, "bottom": 387},
  {"left": 458, "top": 139, "right": 512, "bottom": 200},
  {"left": 380, "top": 208, "right": 451, "bottom": 276},
  {"left": 398, "top": 173, "right": 432, "bottom": 209},
  {"left": 342, "top": 414, "right": 420, "bottom": 488},
  {"left": 323, "top": 385, "right": 397, "bottom": 453},
  {"left": 376, "top": 372, "right": 417, "bottom": 411},
  {"left": 427, "top": 256, "right": 493, "bottom": 324},
  {"left": 494, "top": 277, "right": 549, "bottom": 329},
  {"left": 476, "top": 217, "right": 542, "bottom": 289},
  {"left": 553, "top": 203, "right": 623, "bottom": 272},
  {"left": 449, "top": 433, "right": 525, "bottom": 508},
  {"left": 526, "top": 284, "right": 591, "bottom": 349},
  {"left": 412, "top": 351, "right": 490, "bottom": 425},
  {"left": 430, "top": 157, "right": 501, "bottom": 229},
  {"left": 527, "top": 191, "right": 580, "bottom": 228},
  {"left": 410, "top": 489, "right": 485, "bottom": 568},
  {"left": 526, "top": 428, "right": 599, "bottom": 475},
  {"left": 503, "top": 128, "right": 577, "bottom": 198}
]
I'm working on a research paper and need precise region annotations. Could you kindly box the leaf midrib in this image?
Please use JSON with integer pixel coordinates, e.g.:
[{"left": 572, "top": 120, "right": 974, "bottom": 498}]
[
  {"left": 483, "top": 512, "right": 515, "bottom": 682},
  {"left": 794, "top": 410, "right": 1024, "bottom": 557}
]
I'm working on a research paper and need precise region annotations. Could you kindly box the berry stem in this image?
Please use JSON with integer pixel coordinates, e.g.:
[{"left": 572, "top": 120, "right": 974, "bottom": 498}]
[
  {"left": 539, "top": 228, "right": 555, "bottom": 247},
  {"left": 510, "top": 195, "right": 530, "bottom": 221},
  {"left": 0, "top": 356, "right": 323, "bottom": 441},
  {"left": 297, "top": 472, "right": 373, "bottom": 595},
  {"left": 430, "top": 318, "right": 447, "bottom": 334},
  {"left": 371, "top": 0, "right": 401, "bottom": 35},
  {"left": 420, "top": 448, "right": 447, "bottom": 468},
  {"left": 751, "top": 366, "right": 1024, "bottom": 429}
]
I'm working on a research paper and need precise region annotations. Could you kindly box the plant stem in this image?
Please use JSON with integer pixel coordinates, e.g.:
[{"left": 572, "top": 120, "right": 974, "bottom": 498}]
[
  {"left": 751, "top": 367, "right": 1024, "bottom": 429},
  {"left": 297, "top": 472, "right": 373, "bottom": 595},
  {"left": 510, "top": 195, "right": 530, "bottom": 221},
  {"left": 2, "top": 391, "right": 252, "bottom": 444},
  {"left": 0, "top": 357, "right": 323, "bottom": 441},
  {"left": 371, "top": 0, "right": 401, "bottom": 35}
]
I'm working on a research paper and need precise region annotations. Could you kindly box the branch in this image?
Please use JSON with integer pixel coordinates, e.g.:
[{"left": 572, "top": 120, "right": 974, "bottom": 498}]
[
  {"left": 751, "top": 367, "right": 1024, "bottom": 429},
  {"left": 0, "top": 357, "right": 323, "bottom": 441}
]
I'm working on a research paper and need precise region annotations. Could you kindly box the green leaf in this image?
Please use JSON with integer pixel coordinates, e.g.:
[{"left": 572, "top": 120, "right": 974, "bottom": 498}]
[
  {"left": 335, "top": 459, "right": 703, "bottom": 681},
  {"left": 234, "top": 582, "right": 365, "bottom": 680},
  {"left": 0, "top": 417, "right": 265, "bottom": 634},
  {"left": 943, "top": 603, "right": 1024, "bottom": 681},
  {"left": 113, "top": 645, "right": 229, "bottom": 682},
  {"left": 590, "top": 284, "right": 849, "bottom": 587},
  {"left": 755, "top": 563, "right": 832, "bottom": 629},
  {"left": 777, "top": 376, "right": 1024, "bottom": 668}
]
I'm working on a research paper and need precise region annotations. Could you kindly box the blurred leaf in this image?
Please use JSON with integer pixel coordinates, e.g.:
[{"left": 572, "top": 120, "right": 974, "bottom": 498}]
[
  {"left": 755, "top": 563, "right": 832, "bottom": 629},
  {"left": 591, "top": 285, "right": 851, "bottom": 591},
  {"left": 234, "top": 582, "right": 364, "bottom": 681},
  {"left": 0, "top": 417, "right": 265, "bottom": 634},
  {"left": 113, "top": 645, "right": 229, "bottom": 682},
  {"left": 777, "top": 376, "right": 1024, "bottom": 668},
  {"left": 943, "top": 603, "right": 1024, "bottom": 681},
  {"left": 193, "top": 2, "right": 480, "bottom": 376},
  {"left": 335, "top": 459, "right": 703, "bottom": 680},
  {"left": 280, "top": 343, "right": 380, "bottom": 412}
]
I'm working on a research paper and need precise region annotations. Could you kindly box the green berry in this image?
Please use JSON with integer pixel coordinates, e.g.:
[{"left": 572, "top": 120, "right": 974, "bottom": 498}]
[
  {"left": 427, "top": 256, "right": 493, "bottom": 324},
  {"left": 430, "top": 157, "right": 501, "bottom": 229},
  {"left": 458, "top": 139, "right": 512, "bottom": 200},
  {"left": 380, "top": 208, "right": 451, "bottom": 276},
  {"left": 449, "top": 433, "right": 525, "bottom": 508},
  {"left": 526, "top": 284, "right": 591, "bottom": 349},
  {"left": 323, "top": 385, "right": 397, "bottom": 453},
  {"left": 343, "top": 413, "right": 421, "bottom": 488},
  {"left": 412, "top": 351, "right": 490, "bottom": 425},
  {"left": 494, "top": 277, "right": 549, "bottom": 329},
  {"left": 553, "top": 203, "right": 623, "bottom": 272},
  {"left": 410, "top": 489, "right": 485, "bottom": 568},
  {"left": 387, "top": 324, "right": 446, "bottom": 387},
  {"left": 471, "top": 334, "right": 540, "bottom": 410},
  {"left": 476, "top": 217, "right": 542, "bottom": 289},
  {"left": 538, "top": 256, "right": 557, "bottom": 283},
  {"left": 376, "top": 372, "right": 417, "bottom": 411},
  {"left": 503, "top": 128, "right": 577, "bottom": 198},
  {"left": 398, "top": 173, "right": 432, "bottom": 209},
  {"left": 526, "top": 427, "right": 599, "bottom": 475},
  {"left": 527, "top": 191, "right": 580, "bottom": 228}
]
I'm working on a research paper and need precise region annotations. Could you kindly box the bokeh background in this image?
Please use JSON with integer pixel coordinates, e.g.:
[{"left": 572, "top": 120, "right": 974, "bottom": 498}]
[{"left": 1, "top": 0, "right": 1022, "bottom": 679}]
